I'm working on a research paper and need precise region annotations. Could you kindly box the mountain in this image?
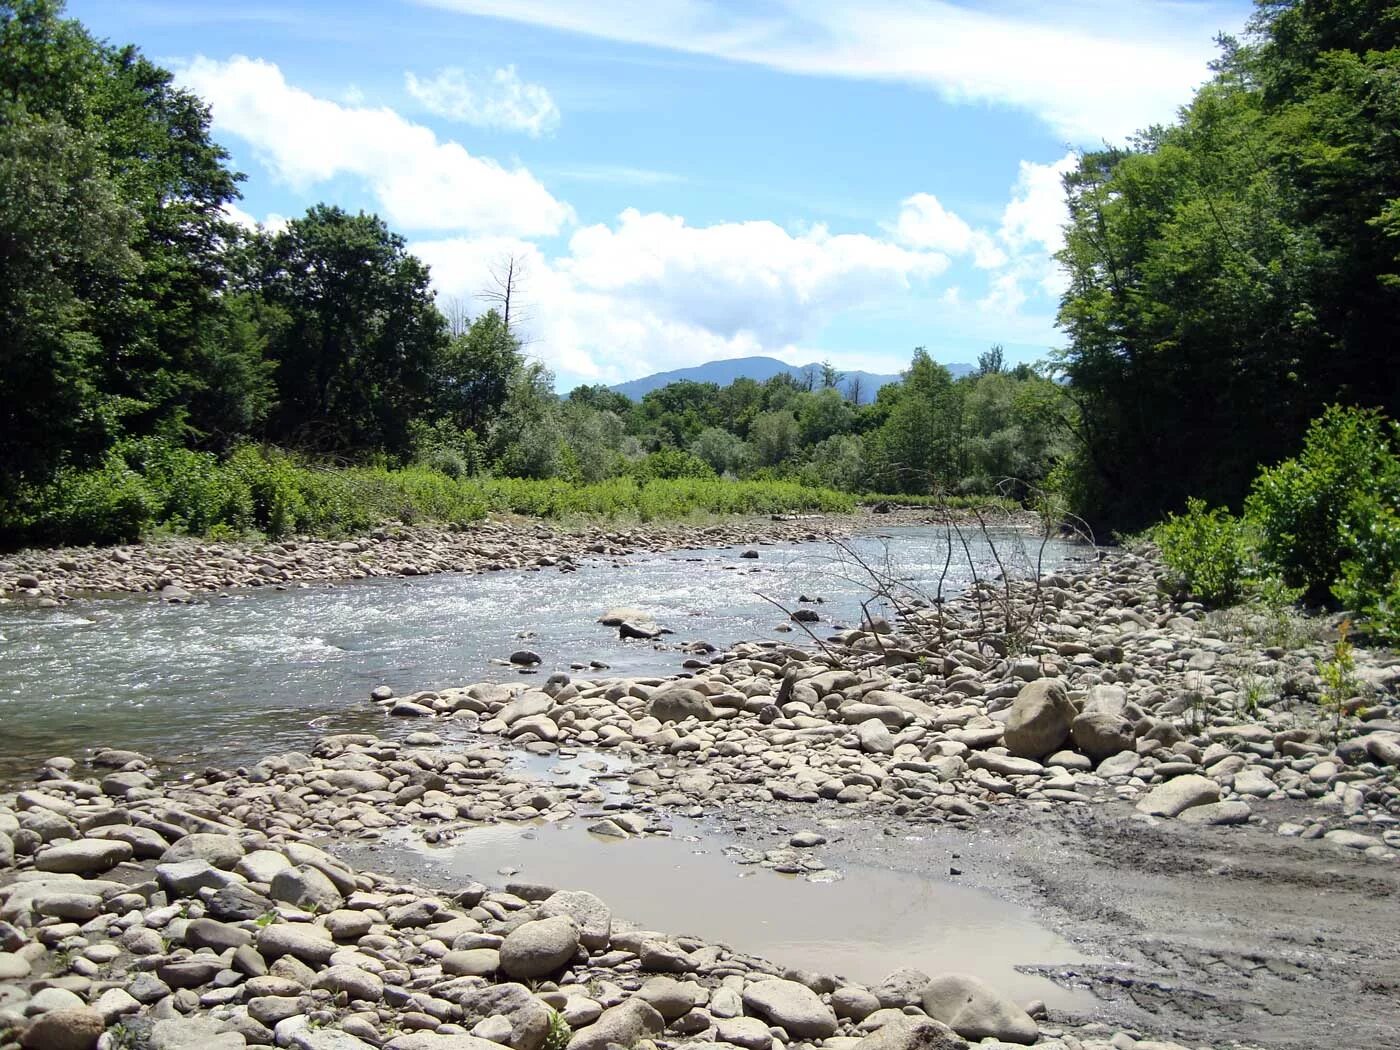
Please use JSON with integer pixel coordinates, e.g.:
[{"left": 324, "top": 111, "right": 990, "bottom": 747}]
[{"left": 609, "top": 355, "right": 972, "bottom": 402}]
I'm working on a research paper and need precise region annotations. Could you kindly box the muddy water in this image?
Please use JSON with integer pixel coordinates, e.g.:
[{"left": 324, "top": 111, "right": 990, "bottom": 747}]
[
  {"left": 0, "top": 526, "right": 1079, "bottom": 777},
  {"left": 367, "top": 818, "right": 1094, "bottom": 1011},
  {"left": 350, "top": 750, "right": 1098, "bottom": 1014}
]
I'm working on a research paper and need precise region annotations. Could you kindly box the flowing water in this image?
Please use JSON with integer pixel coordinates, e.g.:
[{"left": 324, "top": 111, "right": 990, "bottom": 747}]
[
  {"left": 0, "top": 526, "right": 1079, "bottom": 775},
  {"left": 0, "top": 525, "right": 1096, "bottom": 1012}
]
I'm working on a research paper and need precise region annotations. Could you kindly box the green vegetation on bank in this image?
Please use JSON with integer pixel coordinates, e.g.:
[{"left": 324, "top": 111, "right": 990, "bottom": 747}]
[
  {"left": 0, "top": 1, "right": 1072, "bottom": 550},
  {"left": 15, "top": 441, "right": 857, "bottom": 546},
  {"left": 1154, "top": 407, "right": 1400, "bottom": 643}
]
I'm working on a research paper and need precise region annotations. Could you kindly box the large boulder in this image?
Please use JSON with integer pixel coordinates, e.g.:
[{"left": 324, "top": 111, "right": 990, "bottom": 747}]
[
  {"left": 852, "top": 1016, "right": 967, "bottom": 1050},
  {"left": 566, "top": 998, "right": 663, "bottom": 1050},
  {"left": 647, "top": 687, "right": 716, "bottom": 723},
  {"left": 33, "top": 838, "right": 133, "bottom": 875},
  {"left": 920, "top": 974, "right": 1037, "bottom": 1045},
  {"left": 742, "top": 978, "right": 838, "bottom": 1038},
  {"left": 1070, "top": 711, "right": 1135, "bottom": 762},
  {"left": 499, "top": 915, "right": 580, "bottom": 979},
  {"left": 1002, "top": 679, "right": 1076, "bottom": 759},
  {"left": 538, "top": 890, "right": 611, "bottom": 950},
  {"left": 1135, "top": 774, "right": 1221, "bottom": 818}
]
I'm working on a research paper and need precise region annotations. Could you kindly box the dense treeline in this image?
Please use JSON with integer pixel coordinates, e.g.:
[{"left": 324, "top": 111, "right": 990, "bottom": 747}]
[
  {"left": 1056, "top": 0, "right": 1400, "bottom": 531},
  {"left": 9, "top": 0, "right": 1395, "bottom": 559},
  {"left": 0, "top": 0, "right": 1069, "bottom": 545}
]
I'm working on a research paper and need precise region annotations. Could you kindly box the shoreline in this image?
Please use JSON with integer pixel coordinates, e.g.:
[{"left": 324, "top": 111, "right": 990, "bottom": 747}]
[
  {"left": 2, "top": 544, "right": 1398, "bottom": 1049},
  {"left": 0, "top": 507, "right": 1042, "bottom": 603}
]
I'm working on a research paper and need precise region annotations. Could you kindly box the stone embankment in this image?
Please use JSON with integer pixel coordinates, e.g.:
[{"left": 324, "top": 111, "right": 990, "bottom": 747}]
[
  {"left": 0, "top": 514, "right": 895, "bottom": 601},
  {"left": 3, "top": 543, "right": 1396, "bottom": 1050}
]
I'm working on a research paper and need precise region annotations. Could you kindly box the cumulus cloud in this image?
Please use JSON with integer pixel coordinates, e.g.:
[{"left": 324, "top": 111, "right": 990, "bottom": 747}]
[
  {"left": 893, "top": 193, "right": 1006, "bottom": 268},
  {"left": 414, "top": 209, "right": 950, "bottom": 382},
  {"left": 404, "top": 65, "right": 560, "bottom": 136},
  {"left": 416, "top": 0, "right": 1236, "bottom": 140},
  {"left": 180, "top": 56, "right": 572, "bottom": 237}
]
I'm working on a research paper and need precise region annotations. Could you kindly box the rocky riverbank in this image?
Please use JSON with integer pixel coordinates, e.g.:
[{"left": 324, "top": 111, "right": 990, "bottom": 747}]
[
  {"left": 2, "top": 542, "right": 1397, "bottom": 1050},
  {"left": 0, "top": 510, "right": 952, "bottom": 601}
]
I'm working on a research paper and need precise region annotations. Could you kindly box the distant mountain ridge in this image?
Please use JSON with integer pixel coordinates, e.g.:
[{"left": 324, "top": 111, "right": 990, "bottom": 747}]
[{"left": 610, "top": 355, "right": 972, "bottom": 401}]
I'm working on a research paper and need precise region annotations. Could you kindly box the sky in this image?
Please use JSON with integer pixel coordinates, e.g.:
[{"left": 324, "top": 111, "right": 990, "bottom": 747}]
[{"left": 71, "top": 0, "right": 1252, "bottom": 390}]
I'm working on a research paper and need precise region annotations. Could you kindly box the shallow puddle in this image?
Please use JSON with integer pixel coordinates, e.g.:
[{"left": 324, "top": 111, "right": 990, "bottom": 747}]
[{"left": 374, "top": 815, "right": 1098, "bottom": 1013}]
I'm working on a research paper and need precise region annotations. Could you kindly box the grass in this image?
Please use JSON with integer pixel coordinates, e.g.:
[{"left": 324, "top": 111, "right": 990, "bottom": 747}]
[{"left": 6, "top": 442, "right": 858, "bottom": 548}]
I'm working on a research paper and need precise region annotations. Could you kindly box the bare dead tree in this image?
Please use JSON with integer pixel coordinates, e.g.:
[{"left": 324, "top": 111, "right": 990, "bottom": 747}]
[
  {"left": 845, "top": 374, "right": 865, "bottom": 405},
  {"left": 441, "top": 295, "right": 472, "bottom": 338},
  {"left": 478, "top": 253, "right": 531, "bottom": 340}
]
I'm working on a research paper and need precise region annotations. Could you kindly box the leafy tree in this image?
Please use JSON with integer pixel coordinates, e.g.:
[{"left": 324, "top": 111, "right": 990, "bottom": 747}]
[
  {"left": 249, "top": 205, "right": 448, "bottom": 456},
  {"left": 437, "top": 309, "right": 521, "bottom": 435},
  {"left": 749, "top": 410, "right": 801, "bottom": 468},
  {"left": 1056, "top": 0, "right": 1400, "bottom": 529},
  {"left": 690, "top": 426, "right": 748, "bottom": 475},
  {"left": 796, "top": 387, "right": 856, "bottom": 446},
  {"left": 567, "top": 384, "right": 631, "bottom": 416}
]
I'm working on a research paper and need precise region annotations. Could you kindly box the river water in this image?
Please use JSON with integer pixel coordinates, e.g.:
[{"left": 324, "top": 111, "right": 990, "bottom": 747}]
[
  {"left": 0, "top": 524, "right": 1098, "bottom": 1013},
  {"left": 0, "top": 526, "right": 1080, "bottom": 776}
]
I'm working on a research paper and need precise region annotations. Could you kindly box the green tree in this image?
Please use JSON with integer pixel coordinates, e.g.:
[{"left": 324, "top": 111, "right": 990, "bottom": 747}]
[
  {"left": 249, "top": 205, "right": 448, "bottom": 456},
  {"left": 690, "top": 426, "right": 748, "bottom": 475},
  {"left": 437, "top": 309, "right": 521, "bottom": 435},
  {"left": 749, "top": 410, "right": 801, "bottom": 468}
]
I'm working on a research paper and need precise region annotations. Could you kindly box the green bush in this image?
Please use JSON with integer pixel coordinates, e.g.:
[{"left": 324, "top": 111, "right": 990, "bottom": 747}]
[
  {"left": 1334, "top": 495, "right": 1400, "bottom": 643},
  {"left": 35, "top": 453, "right": 157, "bottom": 545},
  {"left": 1245, "top": 406, "right": 1400, "bottom": 602},
  {"left": 1153, "top": 498, "right": 1251, "bottom": 605}
]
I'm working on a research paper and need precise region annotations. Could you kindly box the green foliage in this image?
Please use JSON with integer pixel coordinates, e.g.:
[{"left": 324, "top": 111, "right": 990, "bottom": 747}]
[
  {"left": 543, "top": 1009, "right": 571, "bottom": 1050},
  {"left": 1055, "top": 3, "right": 1400, "bottom": 531},
  {"left": 1318, "top": 620, "right": 1360, "bottom": 740},
  {"left": 1334, "top": 494, "right": 1400, "bottom": 643},
  {"left": 1245, "top": 406, "right": 1400, "bottom": 601},
  {"left": 1153, "top": 498, "right": 1252, "bottom": 605},
  {"left": 627, "top": 448, "right": 716, "bottom": 482}
]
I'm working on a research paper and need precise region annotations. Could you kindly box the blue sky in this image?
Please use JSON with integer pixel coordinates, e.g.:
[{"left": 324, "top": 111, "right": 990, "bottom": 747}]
[{"left": 71, "top": 0, "right": 1251, "bottom": 389}]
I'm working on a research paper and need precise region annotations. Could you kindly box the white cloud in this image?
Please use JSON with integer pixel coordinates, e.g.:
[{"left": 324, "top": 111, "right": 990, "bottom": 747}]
[
  {"left": 415, "top": 0, "right": 1237, "bottom": 140},
  {"left": 893, "top": 193, "right": 1006, "bottom": 268},
  {"left": 404, "top": 65, "right": 560, "bottom": 136},
  {"left": 414, "top": 209, "right": 949, "bottom": 382},
  {"left": 180, "top": 56, "right": 572, "bottom": 237},
  {"left": 1000, "top": 153, "right": 1077, "bottom": 255}
]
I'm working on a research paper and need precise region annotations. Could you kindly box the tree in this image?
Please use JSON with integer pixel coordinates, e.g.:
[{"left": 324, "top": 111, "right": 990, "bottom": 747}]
[
  {"left": 690, "top": 426, "right": 748, "bottom": 475},
  {"left": 250, "top": 205, "right": 448, "bottom": 456},
  {"left": 976, "top": 344, "right": 1006, "bottom": 376},
  {"left": 568, "top": 383, "right": 632, "bottom": 416},
  {"left": 478, "top": 253, "right": 529, "bottom": 338},
  {"left": 796, "top": 387, "right": 856, "bottom": 446},
  {"left": 749, "top": 410, "right": 800, "bottom": 468},
  {"left": 1055, "top": 0, "right": 1400, "bottom": 529},
  {"left": 0, "top": 0, "right": 244, "bottom": 497},
  {"left": 488, "top": 360, "right": 560, "bottom": 478},
  {"left": 436, "top": 309, "right": 521, "bottom": 435},
  {"left": 819, "top": 359, "right": 845, "bottom": 389},
  {"left": 867, "top": 350, "right": 963, "bottom": 492}
]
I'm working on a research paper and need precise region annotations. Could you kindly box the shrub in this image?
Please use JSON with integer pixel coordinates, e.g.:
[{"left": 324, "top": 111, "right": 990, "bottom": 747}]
[
  {"left": 1245, "top": 406, "right": 1400, "bottom": 602},
  {"left": 1334, "top": 495, "right": 1400, "bottom": 643},
  {"left": 1153, "top": 498, "right": 1251, "bottom": 605},
  {"left": 35, "top": 453, "right": 157, "bottom": 545}
]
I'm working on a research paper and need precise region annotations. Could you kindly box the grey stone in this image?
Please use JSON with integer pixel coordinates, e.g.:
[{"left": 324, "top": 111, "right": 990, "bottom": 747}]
[
  {"left": 1135, "top": 774, "right": 1221, "bottom": 818},
  {"left": 257, "top": 922, "right": 337, "bottom": 964},
  {"left": 566, "top": 998, "right": 664, "bottom": 1050},
  {"left": 852, "top": 1015, "right": 967, "bottom": 1050},
  {"left": 647, "top": 687, "right": 717, "bottom": 723},
  {"left": 741, "top": 978, "right": 838, "bottom": 1038},
  {"left": 499, "top": 915, "right": 579, "bottom": 978},
  {"left": 270, "top": 865, "right": 344, "bottom": 912},
  {"left": 1177, "top": 800, "right": 1252, "bottom": 826},
  {"left": 160, "top": 833, "right": 245, "bottom": 869},
  {"left": 33, "top": 838, "right": 133, "bottom": 875},
  {"left": 149, "top": 1016, "right": 249, "bottom": 1049},
  {"left": 1002, "top": 679, "right": 1075, "bottom": 759},
  {"left": 920, "top": 974, "right": 1037, "bottom": 1045},
  {"left": 538, "top": 890, "right": 611, "bottom": 950}
]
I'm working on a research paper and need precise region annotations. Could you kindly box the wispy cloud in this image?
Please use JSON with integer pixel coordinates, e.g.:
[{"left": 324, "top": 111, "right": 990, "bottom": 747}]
[
  {"left": 547, "top": 164, "right": 686, "bottom": 186},
  {"left": 414, "top": 0, "right": 1241, "bottom": 140},
  {"left": 404, "top": 65, "right": 560, "bottom": 137}
]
